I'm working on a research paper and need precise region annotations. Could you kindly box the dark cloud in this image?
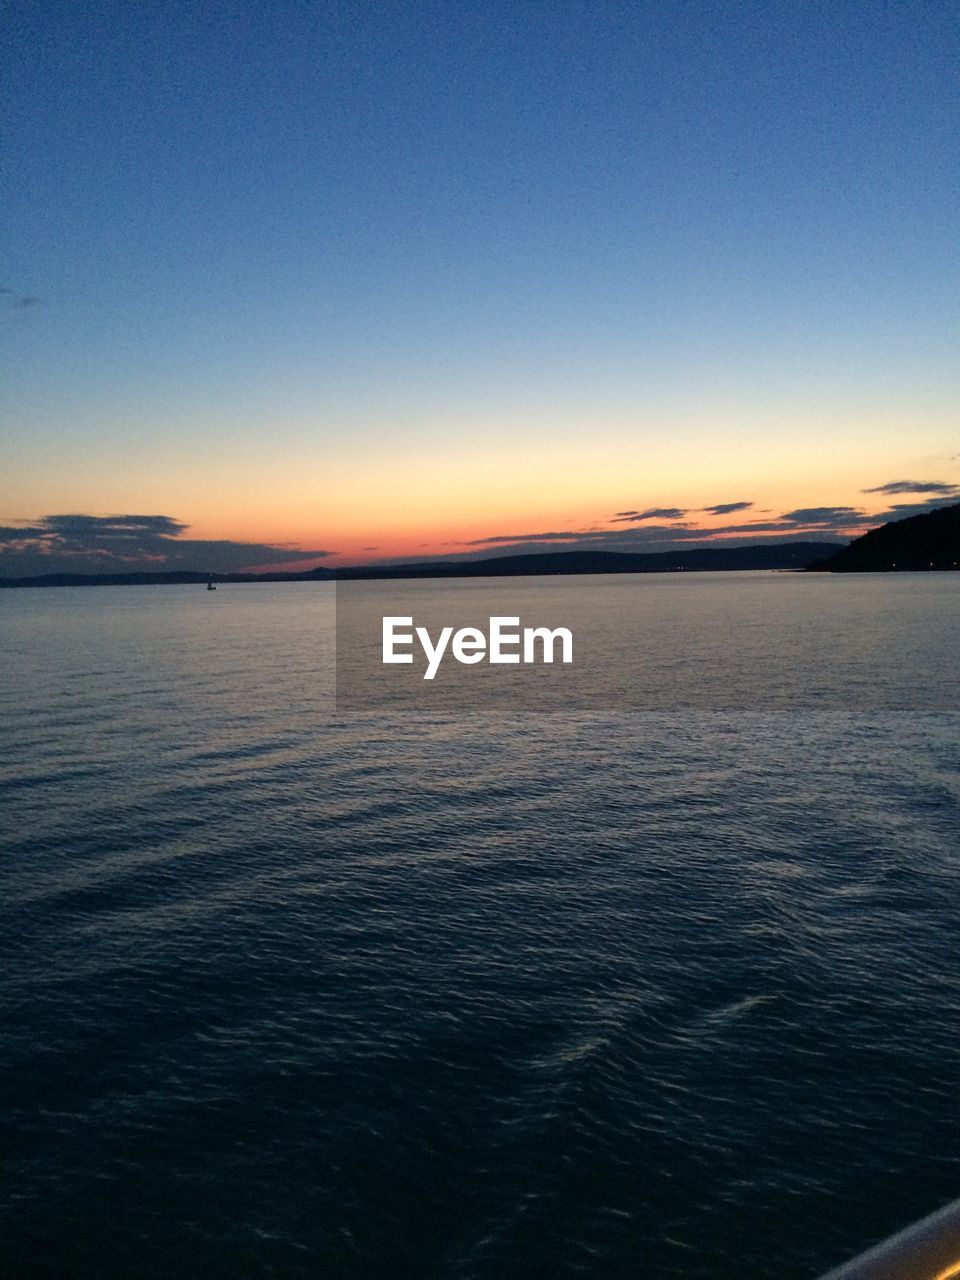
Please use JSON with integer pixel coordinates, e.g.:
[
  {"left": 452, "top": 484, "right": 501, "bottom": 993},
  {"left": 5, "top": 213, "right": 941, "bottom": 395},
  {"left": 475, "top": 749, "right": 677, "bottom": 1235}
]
[
  {"left": 461, "top": 529, "right": 610, "bottom": 546},
  {"left": 862, "top": 479, "right": 959, "bottom": 495},
  {"left": 776, "top": 507, "right": 866, "bottom": 529},
  {"left": 44, "top": 513, "right": 188, "bottom": 538},
  {"left": 460, "top": 525, "right": 717, "bottom": 548},
  {"left": 702, "top": 501, "right": 753, "bottom": 516},
  {"left": 611, "top": 507, "right": 687, "bottom": 523},
  {"left": 692, "top": 520, "right": 825, "bottom": 535},
  {"left": 0, "top": 513, "right": 333, "bottom": 577}
]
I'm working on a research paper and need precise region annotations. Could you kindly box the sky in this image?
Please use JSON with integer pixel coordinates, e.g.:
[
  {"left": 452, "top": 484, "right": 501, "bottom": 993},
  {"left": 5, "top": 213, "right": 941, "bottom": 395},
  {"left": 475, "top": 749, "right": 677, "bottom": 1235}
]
[{"left": 2, "top": 0, "right": 958, "bottom": 575}]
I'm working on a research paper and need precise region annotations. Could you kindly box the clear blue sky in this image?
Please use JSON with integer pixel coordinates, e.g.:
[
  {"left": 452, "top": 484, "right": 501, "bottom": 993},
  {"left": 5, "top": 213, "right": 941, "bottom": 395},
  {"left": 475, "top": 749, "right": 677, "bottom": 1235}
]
[{"left": 2, "top": 0, "right": 958, "bottom": 571}]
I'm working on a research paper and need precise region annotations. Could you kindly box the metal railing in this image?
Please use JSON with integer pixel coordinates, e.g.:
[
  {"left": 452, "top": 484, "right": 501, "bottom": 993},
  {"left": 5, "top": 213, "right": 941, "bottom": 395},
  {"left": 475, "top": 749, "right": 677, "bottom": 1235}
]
[{"left": 817, "top": 1196, "right": 960, "bottom": 1280}]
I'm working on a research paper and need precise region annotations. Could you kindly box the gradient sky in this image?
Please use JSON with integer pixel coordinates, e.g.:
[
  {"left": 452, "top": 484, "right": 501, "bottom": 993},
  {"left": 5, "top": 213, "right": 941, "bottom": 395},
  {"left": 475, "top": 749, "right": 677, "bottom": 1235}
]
[{"left": 2, "top": 0, "right": 958, "bottom": 573}]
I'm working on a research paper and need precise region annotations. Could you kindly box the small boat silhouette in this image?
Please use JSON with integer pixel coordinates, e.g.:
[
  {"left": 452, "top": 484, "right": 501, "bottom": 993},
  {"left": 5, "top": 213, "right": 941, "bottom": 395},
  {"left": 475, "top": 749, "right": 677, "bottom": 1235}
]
[{"left": 206, "top": 574, "right": 217, "bottom": 591}]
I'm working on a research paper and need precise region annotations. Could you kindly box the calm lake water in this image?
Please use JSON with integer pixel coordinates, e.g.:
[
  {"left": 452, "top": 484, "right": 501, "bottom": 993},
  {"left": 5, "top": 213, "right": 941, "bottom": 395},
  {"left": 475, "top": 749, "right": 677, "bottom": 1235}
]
[{"left": 2, "top": 574, "right": 959, "bottom": 1280}]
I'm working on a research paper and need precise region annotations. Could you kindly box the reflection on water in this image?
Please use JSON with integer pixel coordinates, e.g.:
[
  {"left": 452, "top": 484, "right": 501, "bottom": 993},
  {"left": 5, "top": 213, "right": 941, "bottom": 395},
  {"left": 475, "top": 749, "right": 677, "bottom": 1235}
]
[{"left": 1, "top": 578, "right": 959, "bottom": 1280}]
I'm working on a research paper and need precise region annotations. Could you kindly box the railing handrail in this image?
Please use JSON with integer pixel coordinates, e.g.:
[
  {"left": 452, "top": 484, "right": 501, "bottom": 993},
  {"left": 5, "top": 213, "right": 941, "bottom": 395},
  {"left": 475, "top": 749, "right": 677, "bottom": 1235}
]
[{"left": 817, "top": 1195, "right": 960, "bottom": 1280}]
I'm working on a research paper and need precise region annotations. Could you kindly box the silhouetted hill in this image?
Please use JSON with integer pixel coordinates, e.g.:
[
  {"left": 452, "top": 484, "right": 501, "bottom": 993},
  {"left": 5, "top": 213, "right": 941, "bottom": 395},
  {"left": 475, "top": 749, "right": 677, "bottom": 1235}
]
[
  {"left": 330, "top": 542, "right": 842, "bottom": 579},
  {"left": 813, "top": 503, "right": 960, "bottom": 572},
  {"left": 0, "top": 541, "right": 842, "bottom": 588}
]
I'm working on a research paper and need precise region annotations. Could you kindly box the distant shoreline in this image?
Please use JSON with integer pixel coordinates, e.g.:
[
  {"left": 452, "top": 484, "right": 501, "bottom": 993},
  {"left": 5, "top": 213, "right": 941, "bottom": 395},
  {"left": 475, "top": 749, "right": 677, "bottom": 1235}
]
[{"left": 0, "top": 542, "right": 843, "bottom": 588}]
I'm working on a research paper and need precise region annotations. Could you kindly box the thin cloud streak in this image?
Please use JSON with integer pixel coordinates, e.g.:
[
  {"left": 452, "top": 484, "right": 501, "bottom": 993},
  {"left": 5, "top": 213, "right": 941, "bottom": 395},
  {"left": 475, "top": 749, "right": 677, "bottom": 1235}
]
[
  {"left": 611, "top": 507, "right": 688, "bottom": 523},
  {"left": 701, "top": 501, "right": 754, "bottom": 516},
  {"left": 862, "top": 479, "right": 959, "bottom": 495}
]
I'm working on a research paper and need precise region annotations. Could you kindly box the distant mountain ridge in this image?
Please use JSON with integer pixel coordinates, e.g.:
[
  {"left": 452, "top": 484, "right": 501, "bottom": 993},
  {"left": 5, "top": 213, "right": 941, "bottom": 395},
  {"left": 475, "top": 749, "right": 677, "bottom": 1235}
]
[
  {"left": 0, "top": 541, "right": 842, "bottom": 587},
  {"left": 814, "top": 503, "right": 960, "bottom": 572},
  {"left": 331, "top": 542, "right": 841, "bottom": 579}
]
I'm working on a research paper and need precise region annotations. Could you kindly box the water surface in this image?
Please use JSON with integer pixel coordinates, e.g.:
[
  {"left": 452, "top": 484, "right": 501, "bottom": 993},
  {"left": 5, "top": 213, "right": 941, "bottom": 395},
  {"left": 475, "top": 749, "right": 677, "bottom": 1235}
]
[{"left": 2, "top": 577, "right": 959, "bottom": 1279}]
